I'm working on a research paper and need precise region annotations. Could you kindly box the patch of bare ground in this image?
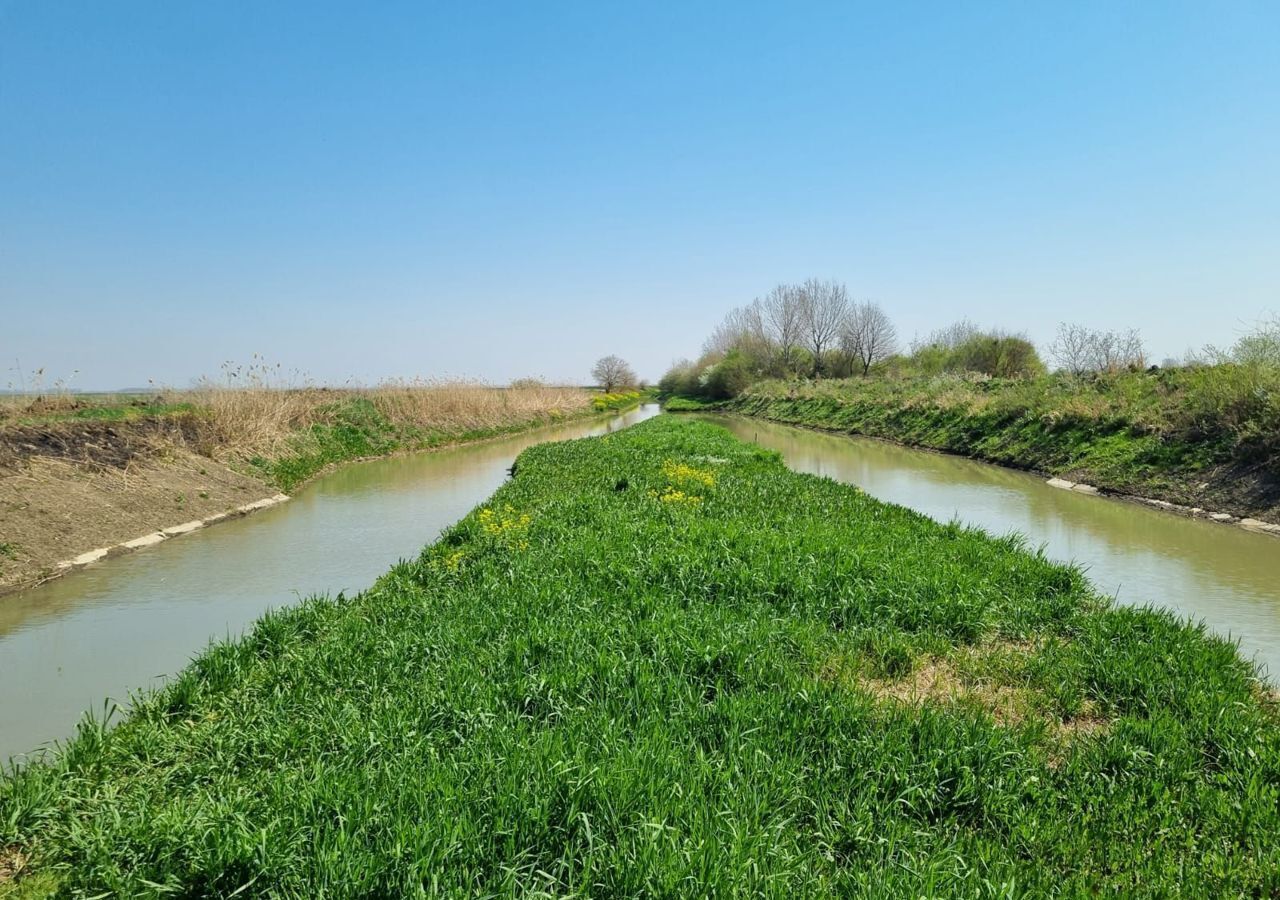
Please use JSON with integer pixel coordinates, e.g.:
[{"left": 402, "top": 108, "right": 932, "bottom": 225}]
[
  {"left": 0, "top": 845, "right": 27, "bottom": 885},
  {"left": 823, "top": 638, "right": 1109, "bottom": 751},
  {"left": 0, "top": 449, "right": 268, "bottom": 592}
]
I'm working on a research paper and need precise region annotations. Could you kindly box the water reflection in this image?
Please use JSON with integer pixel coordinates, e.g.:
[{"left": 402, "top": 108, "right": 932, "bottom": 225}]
[
  {"left": 700, "top": 415, "right": 1280, "bottom": 681},
  {"left": 0, "top": 405, "right": 659, "bottom": 761}
]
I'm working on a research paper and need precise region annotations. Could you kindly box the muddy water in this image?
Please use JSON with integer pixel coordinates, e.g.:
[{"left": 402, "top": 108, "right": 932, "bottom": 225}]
[
  {"left": 0, "top": 405, "right": 659, "bottom": 762},
  {"left": 700, "top": 414, "right": 1280, "bottom": 683}
]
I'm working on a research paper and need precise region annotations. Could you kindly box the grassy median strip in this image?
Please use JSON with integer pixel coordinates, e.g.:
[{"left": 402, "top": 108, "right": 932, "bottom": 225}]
[{"left": 2, "top": 417, "right": 1278, "bottom": 897}]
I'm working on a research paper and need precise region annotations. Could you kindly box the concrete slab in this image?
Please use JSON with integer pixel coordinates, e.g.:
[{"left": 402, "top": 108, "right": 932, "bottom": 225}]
[
  {"left": 122, "top": 532, "right": 167, "bottom": 550},
  {"left": 69, "top": 548, "right": 109, "bottom": 566}
]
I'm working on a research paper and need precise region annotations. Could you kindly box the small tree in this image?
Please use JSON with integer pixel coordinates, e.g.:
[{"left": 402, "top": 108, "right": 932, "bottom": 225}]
[
  {"left": 798, "top": 278, "right": 849, "bottom": 377},
  {"left": 591, "top": 355, "right": 636, "bottom": 393},
  {"left": 762, "top": 284, "right": 802, "bottom": 375},
  {"left": 841, "top": 301, "right": 898, "bottom": 376},
  {"left": 1049, "top": 323, "right": 1146, "bottom": 375}
]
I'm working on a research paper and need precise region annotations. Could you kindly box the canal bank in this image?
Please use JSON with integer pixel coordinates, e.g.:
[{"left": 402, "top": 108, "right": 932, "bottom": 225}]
[
  {"left": 0, "top": 404, "right": 659, "bottom": 762},
  {"left": 718, "top": 386, "right": 1280, "bottom": 528},
  {"left": 697, "top": 413, "right": 1280, "bottom": 681},
  {"left": 0, "top": 394, "right": 639, "bottom": 595}
]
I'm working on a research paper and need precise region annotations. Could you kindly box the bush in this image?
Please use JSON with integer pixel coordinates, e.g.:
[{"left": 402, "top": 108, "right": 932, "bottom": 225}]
[
  {"left": 699, "top": 351, "right": 755, "bottom": 400},
  {"left": 949, "top": 333, "right": 1045, "bottom": 378}
]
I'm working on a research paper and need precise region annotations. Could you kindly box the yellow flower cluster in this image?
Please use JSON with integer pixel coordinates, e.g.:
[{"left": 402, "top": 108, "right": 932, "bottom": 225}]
[
  {"left": 649, "top": 486, "right": 702, "bottom": 505},
  {"left": 592, "top": 390, "right": 643, "bottom": 411},
  {"left": 441, "top": 549, "right": 467, "bottom": 572},
  {"left": 662, "top": 460, "right": 716, "bottom": 488},
  {"left": 429, "top": 547, "right": 468, "bottom": 574},
  {"left": 478, "top": 504, "right": 532, "bottom": 551}
]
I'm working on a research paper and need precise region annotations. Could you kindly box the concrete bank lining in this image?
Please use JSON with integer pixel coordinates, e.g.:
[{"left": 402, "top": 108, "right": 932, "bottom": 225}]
[
  {"left": 1042, "top": 477, "right": 1280, "bottom": 537},
  {"left": 54, "top": 494, "right": 290, "bottom": 573}
]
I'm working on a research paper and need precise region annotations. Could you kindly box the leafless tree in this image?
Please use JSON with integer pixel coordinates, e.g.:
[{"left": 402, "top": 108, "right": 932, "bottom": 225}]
[
  {"left": 591, "top": 355, "right": 637, "bottom": 392},
  {"left": 1105, "top": 328, "right": 1146, "bottom": 372},
  {"left": 762, "top": 284, "right": 802, "bottom": 374},
  {"left": 798, "top": 278, "right": 849, "bottom": 377},
  {"left": 704, "top": 299, "right": 770, "bottom": 363},
  {"left": 1048, "top": 323, "right": 1095, "bottom": 376},
  {"left": 1049, "top": 323, "right": 1146, "bottom": 374},
  {"left": 841, "top": 301, "right": 898, "bottom": 376},
  {"left": 911, "top": 318, "right": 979, "bottom": 355}
]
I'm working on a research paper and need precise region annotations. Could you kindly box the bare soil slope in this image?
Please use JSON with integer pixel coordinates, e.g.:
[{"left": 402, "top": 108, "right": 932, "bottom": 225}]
[{"left": 0, "top": 421, "right": 271, "bottom": 592}]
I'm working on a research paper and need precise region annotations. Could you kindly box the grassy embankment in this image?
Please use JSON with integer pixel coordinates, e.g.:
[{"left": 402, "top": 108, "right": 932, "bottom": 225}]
[
  {"left": 0, "top": 383, "right": 631, "bottom": 590},
  {"left": 2, "top": 417, "right": 1277, "bottom": 896},
  {"left": 691, "top": 370, "right": 1280, "bottom": 520},
  {"left": 1, "top": 383, "right": 628, "bottom": 492}
]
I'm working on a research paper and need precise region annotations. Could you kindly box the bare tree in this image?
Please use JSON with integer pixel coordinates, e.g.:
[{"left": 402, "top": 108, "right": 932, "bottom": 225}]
[
  {"left": 1048, "top": 323, "right": 1095, "bottom": 376},
  {"left": 798, "top": 278, "right": 849, "bottom": 377},
  {"left": 911, "top": 318, "right": 979, "bottom": 355},
  {"left": 1107, "top": 328, "right": 1147, "bottom": 372},
  {"left": 703, "top": 299, "right": 770, "bottom": 364},
  {"left": 1049, "top": 323, "right": 1147, "bottom": 375},
  {"left": 841, "top": 301, "right": 898, "bottom": 376},
  {"left": 591, "top": 355, "right": 637, "bottom": 392},
  {"left": 762, "top": 284, "right": 802, "bottom": 374}
]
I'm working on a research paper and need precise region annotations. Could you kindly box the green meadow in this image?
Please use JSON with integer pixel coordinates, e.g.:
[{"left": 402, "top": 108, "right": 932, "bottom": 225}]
[{"left": 2, "top": 417, "right": 1277, "bottom": 897}]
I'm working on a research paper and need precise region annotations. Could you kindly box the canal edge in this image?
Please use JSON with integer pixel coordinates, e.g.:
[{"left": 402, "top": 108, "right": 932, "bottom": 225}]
[
  {"left": 9, "top": 494, "right": 293, "bottom": 594},
  {"left": 1045, "top": 477, "right": 1280, "bottom": 537},
  {"left": 689, "top": 411, "right": 1280, "bottom": 538}
]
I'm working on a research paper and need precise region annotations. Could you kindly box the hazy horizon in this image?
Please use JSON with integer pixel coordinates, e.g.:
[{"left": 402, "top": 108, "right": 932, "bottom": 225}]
[{"left": 4, "top": 2, "right": 1278, "bottom": 390}]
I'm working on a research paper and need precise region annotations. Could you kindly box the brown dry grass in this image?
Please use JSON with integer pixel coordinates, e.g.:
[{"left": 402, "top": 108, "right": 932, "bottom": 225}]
[
  {"left": 1, "top": 380, "right": 596, "bottom": 464},
  {"left": 198, "top": 380, "right": 593, "bottom": 460},
  {"left": 821, "top": 638, "right": 1109, "bottom": 750},
  {"left": 0, "top": 845, "right": 27, "bottom": 885}
]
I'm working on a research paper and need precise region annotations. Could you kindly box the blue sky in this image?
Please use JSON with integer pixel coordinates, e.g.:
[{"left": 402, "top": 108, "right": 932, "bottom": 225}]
[{"left": 2, "top": 1, "right": 1277, "bottom": 388}]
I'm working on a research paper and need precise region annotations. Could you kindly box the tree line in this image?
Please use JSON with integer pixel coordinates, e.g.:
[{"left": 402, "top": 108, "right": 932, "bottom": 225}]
[{"left": 659, "top": 278, "right": 1160, "bottom": 400}]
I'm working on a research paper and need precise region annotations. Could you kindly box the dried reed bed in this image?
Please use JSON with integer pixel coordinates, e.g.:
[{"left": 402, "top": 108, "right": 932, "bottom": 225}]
[
  {"left": 195, "top": 379, "right": 595, "bottom": 460},
  {"left": 1, "top": 380, "right": 595, "bottom": 464}
]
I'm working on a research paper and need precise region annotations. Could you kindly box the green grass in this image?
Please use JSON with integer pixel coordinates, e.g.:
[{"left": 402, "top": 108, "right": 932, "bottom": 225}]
[
  {"left": 661, "top": 396, "right": 720, "bottom": 412},
  {"left": 4, "top": 398, "right": 198, "bottom": 427},
  {"left": 2, "top": 418, "right": 1277, "bottom": 896},
  {"left": 718, "top": 371, "right": 1279, "bottom": 508},
  {"left": 250, "top": 396, "right": 633, "bottom": 493}
]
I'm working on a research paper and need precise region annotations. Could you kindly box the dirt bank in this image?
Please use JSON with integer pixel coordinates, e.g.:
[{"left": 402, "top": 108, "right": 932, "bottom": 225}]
[{"left": 0, "top": 419, "right": 272, "bottom": 592}]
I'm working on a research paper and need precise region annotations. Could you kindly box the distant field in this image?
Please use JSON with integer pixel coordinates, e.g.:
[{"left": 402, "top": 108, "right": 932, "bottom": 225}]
[{"left": 2, "top": 417, "right": 1275, "bottom": 896}]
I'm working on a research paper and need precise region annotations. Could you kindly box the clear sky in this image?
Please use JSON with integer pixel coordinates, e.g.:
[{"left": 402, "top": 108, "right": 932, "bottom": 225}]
[{"left": 3, "top": 1, "right": 1278, "bottom": 389}]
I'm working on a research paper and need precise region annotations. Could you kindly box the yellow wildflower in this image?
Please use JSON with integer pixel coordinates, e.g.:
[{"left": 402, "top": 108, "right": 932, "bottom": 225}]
[{"left": 662, "top": 460, "right": 716, "bottom": 488}]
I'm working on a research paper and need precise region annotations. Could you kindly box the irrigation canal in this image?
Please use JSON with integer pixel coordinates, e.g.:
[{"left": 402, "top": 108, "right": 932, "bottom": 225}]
[{"left": 3, "top": 405, "right": 1278, "bottom": 762}]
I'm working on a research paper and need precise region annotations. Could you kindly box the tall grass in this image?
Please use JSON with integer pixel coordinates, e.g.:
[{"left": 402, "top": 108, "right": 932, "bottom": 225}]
[
  {"left": 196, "top": 380, "right": 594, "bottom": 463},
  {"left": 1, "top": 380, "right": 600, "bottom": 490},
  {"left": 1, "top": 418, "right": 1276, "bottom": 896},
  {"left": 723, "top": 366, "right": 1280, "bottom": 507}
]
